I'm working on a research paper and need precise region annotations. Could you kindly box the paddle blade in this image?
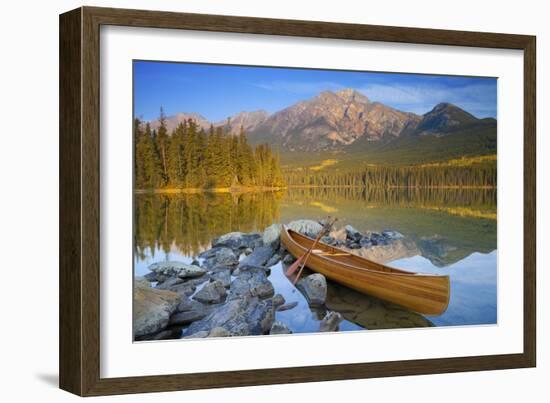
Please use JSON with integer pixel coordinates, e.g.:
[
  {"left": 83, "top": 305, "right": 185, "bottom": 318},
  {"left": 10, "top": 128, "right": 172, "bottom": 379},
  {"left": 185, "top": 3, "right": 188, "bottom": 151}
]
[{"left": 286, "top": 254, "right": 305, "bottom": 275}]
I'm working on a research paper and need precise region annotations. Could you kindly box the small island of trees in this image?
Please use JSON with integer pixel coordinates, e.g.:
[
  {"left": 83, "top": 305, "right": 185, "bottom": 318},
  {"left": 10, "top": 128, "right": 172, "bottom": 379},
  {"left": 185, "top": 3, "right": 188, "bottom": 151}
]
[{"left": 134, "top": 109, "right": 285, "bottom": 191}]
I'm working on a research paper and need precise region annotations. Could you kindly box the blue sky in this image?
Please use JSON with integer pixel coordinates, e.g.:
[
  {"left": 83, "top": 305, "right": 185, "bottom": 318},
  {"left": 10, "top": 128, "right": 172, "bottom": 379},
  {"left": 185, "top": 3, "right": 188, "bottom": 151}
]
[{"left": 134, "top": 61, "right": 497, "bottom": 122}]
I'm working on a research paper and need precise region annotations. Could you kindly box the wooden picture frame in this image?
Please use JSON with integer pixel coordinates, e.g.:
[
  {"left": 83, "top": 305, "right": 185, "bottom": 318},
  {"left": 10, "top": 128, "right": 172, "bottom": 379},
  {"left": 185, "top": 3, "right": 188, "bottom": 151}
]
[{"left": 59, "top": 6, "right": 536, "bottom": 396}]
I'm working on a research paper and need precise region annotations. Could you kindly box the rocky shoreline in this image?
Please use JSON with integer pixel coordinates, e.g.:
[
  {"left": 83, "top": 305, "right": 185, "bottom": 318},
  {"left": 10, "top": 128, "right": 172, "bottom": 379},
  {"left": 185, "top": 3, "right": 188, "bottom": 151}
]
[{"left": 133, "top": 220, "right": 406, "bottom": 341}]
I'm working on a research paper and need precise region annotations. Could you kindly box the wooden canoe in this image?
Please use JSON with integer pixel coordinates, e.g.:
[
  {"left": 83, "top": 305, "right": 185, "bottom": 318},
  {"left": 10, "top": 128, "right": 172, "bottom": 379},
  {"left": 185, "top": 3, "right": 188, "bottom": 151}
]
[{"left": 281, "top": 226, "right": 450, "bottom": 315}]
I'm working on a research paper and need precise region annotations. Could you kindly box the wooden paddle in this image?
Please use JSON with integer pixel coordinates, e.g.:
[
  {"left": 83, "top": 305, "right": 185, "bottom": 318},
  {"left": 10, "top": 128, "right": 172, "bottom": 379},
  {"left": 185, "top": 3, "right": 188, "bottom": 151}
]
[{"left": 286, "top": 217, "right": 338, "bottom": 284}]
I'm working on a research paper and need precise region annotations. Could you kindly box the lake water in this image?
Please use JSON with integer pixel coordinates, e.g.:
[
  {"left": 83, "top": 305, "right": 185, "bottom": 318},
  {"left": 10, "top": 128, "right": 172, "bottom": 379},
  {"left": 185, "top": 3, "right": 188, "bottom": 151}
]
[{"left": 134, "top": 187, "right": 497, "bottom": 332}]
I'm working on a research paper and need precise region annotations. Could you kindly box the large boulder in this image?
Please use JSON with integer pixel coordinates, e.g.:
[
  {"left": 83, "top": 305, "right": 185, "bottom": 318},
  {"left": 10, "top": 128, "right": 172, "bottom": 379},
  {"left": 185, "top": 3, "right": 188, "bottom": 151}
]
[
  {"left": 211, "top": 269, "right": 231, "bottom": 288},
  {"left": 193, "top": 280, "right": 227, "bottom": 304},
  {"left": 238, "top": 245, "right": 275, "bottom": 268},
  {"left": 230, "top": 265, "right": 274, "bottom": 299},
  {"left": 287, "top": 219, "right": 323, "bottom": 237},
  {"left": 155, "top": 275, "right": 208, "bottom": 297},
  {"left": 148, "top": 261, "right": 206, "bottom": 279},
  {"left": 184, "top": 295, "right": 275, "bottom": 337},
  {"left": 201, "top": 247, "right": 238, "bottom": 269},
  {"left": 176, "top": 296, "right": 207, "bottom": 313},
  {"left": 169, "top": 304, "right": 213, "bottom": 326},
  {"left": 133, "top": 284, "right": 181, "bottom": 338},
  {"left": 212, "top": 232, "right": 263, "bottom": 251},
  {"left": 153, "top": 276, "right": 185, "bottom": 290},
  {"left": 263, "top": 224, "right": 282, "bottom": 248},
  {"left": 297, "top": 273, "right": 327, "bottom": 307}
]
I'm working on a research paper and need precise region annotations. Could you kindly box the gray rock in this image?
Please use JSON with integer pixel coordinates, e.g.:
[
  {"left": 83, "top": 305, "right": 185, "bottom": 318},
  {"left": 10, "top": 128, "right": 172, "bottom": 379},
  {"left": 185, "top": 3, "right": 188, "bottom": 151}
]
[
  {"left": 230, "top": 265, "right": 274, "bottom": 299},
  {"left": 163, "top": 281, "right": 198, "bottom": 297},
  {"left": 320, "top": 311, "right": 343, "bottom": 332},
  {"left": 184, "top": 296, "right": 275, "bottom": 337},
  {"left": 202, "top": 247, "right": 238, "bottom": 269},
  {"left": 246, "top": 298, "right": 276, "bottom": 335},
  {"left": 155, "top": 275, "right": 208, "bottom": 297},
  {"left": 349, "top": 242, "right": 361, "bottom": 249},
  {"left": 211, "top": 270, "right": 231, "bottom": 288},
  {"left": 212, "top": 232, "right": 263, "bottom": 251},
  {"left": 345, "top": 225, "right": 363, "bottom": 241},
  {"left": 193, "top": 280, "right": 227, "bottom": 304},
  {"left": 176, "top": 297, "right": 206, "bottom": 313},
  {"left": 277, "top": 301, "right": 298, "bottom": 311},
  {"left": 297, "top": 273, "right": 327, "bottom": 307},
  {"left": 270, "top": 321, "right": 292, "bottom": 335},
  {"left": 232, "top": 264, "right": 269, "bottom": 276},
  {"left": 263, "top": 224, "right": 282, "bottom": 248},
  {"left": 169, "top": 307, "right": 212, "bottom": 325},
  {"left": 133, "top": 284, "right": 181, "bottom": 338},
  {"left": 208, "top": 327, "right": 231, "bottom": 337},
  {"left": 287, "top": 219, "right": 323, "bottom": 237},
  {"left": 148, "top": 261, "right": 207, "bottom": 279},
  {"left": 198, "top": 247, "right": 222, "bottom": 259},
  {"left": 272, "top": 294, "right": 286, "bottom": 307},
  {"left": 238, "top": 245, "right": 275, "bottom": 268},
  {"left": 359, "top": 238, "right": 372, "bottom": 248},
  {"left": 243, "top": 247, "right": 253, "bottom": 256},
  {"left": 143, "top": 271, "right": 159, "bottom": 282}
]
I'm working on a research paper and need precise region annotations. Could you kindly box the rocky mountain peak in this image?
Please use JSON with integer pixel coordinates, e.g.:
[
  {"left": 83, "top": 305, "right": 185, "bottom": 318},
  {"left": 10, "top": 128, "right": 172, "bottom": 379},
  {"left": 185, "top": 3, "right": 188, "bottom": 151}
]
[
  {"left": 335, "top": 88, "right": 370, "bottom": 103},
  {"left": 248, "top": 89, "right": 420, "bottom": 152},
  {"left": 415, "top": 102, "right": 478, "bottom": 135},
  {"left": 218, "top": 110, "right": 270, "bottom": 134}
]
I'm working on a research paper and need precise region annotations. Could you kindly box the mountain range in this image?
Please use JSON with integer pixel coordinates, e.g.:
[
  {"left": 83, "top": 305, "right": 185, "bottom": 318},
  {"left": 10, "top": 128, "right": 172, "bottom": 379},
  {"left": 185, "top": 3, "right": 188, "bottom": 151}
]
[{"left": 146, "top": 88, "right": 496, "bottom": 166}]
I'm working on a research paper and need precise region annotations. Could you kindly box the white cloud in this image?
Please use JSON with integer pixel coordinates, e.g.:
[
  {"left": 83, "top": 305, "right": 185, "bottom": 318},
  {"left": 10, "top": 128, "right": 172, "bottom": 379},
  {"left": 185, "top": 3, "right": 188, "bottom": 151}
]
[{"left": 357, "top": 82, "right": 496, "bottom": 117}]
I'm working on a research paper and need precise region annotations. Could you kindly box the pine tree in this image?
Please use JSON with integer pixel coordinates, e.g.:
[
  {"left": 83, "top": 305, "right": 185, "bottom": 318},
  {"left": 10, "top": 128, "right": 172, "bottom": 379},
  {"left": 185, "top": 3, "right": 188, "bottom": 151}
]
[
  {"left": 156, "top": 107, "right": 169, "bottom": 186},
  {"left": 166, "top": 122, "right": 185, "bottom": 186}
]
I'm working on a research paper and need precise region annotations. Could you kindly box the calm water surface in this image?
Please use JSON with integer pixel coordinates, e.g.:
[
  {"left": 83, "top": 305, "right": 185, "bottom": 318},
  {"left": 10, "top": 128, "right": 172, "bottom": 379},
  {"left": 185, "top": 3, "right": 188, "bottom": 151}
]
[{"left": 134, "top": 187, "right": 497, "bottom": 332}]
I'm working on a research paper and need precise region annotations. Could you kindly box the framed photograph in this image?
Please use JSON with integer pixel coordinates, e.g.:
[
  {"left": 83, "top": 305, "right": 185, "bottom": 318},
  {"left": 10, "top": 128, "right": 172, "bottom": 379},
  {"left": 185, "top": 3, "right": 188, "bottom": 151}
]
[{"left": 59, "top": 6, "right": 536, "bottom": 396}]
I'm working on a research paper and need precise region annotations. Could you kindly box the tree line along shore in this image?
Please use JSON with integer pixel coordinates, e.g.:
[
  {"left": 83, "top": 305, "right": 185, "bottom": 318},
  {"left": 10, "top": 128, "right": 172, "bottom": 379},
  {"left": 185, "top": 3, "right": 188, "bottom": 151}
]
[
  {"left": 134, "top": 109, "right": 285, "bottom": 191},
  {"left": 134, "top": 112, "right": 496, "bottom": 191}
]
